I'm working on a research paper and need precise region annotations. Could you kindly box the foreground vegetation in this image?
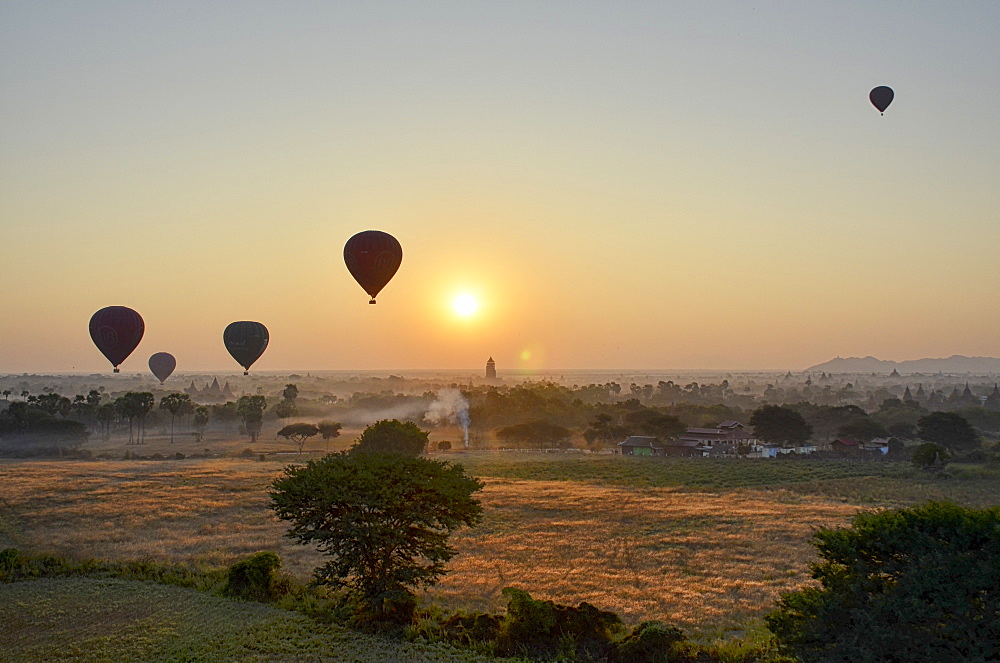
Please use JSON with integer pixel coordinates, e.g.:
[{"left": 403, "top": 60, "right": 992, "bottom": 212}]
[
  {"left": 0, "top": 575, "right": 509, "bottom": 663},
  {"left": 2, "top": 450, "right": 998, "bottom": 661}
]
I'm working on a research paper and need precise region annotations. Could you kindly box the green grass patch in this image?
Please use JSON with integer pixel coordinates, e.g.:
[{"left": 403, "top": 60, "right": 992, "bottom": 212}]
[
  {"left": 0, "top": 576, "right": 514, "bottom": 663},
  {"left": 456, "top": 454, "right": 915, "bottom": 490}
]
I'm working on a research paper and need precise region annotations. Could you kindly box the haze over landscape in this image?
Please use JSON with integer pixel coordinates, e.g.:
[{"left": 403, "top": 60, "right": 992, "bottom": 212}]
[{"left": 3, "top": 2, "right": 999, "bottom": 374}]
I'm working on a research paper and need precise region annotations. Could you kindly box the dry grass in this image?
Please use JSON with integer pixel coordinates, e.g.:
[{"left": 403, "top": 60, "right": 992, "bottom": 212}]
[{"left": 2, "top": 455, "right": 996, "bottom": 636}]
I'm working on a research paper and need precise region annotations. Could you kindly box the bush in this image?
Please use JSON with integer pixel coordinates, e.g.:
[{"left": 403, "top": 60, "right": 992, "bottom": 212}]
[
  {"left": 911, "top": 442, "right": 950, "bottom": 467},
  {"left": 221, "top": 551, "right": 290, "bottom": 602},
  {"left": 616, "top": 620, "right": 688, "bottom": 663},
  {"left": 496, "top": 587, "right": 625, "bottom": 660},
  {"left": 438, "top": 440, "right": 452, "bottom": 451},
  {"left": 766, "top": 501, "right": 1000, "bottom": 663}
]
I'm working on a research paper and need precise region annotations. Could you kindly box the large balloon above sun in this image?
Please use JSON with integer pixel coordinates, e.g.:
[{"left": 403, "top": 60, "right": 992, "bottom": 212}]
[
  {"left": 344, "top": 230, "right": 403, "bottom": 304},
  {"left": 89, "top": 306, "right": 144, "bottom": 373}
]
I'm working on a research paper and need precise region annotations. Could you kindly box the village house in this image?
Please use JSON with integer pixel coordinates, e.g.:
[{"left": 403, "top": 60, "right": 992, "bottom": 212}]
[
  {"left": 678, "top": 421, "right": 757, "bottom": 457},
  {"left": 618, "top": 436, "right": 663, "bottom": 456}
]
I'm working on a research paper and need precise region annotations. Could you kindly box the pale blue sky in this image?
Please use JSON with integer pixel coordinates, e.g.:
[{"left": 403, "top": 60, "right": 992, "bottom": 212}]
[{"left": 2, "top": 2, "right": 998, "bottom": 372}]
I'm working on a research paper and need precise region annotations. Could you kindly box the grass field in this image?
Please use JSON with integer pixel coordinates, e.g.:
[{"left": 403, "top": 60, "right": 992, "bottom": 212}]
[
  {"left": 0, "top": 576, "right": 511, "bottom": 662},
  {"left": 4, "top": 451, "right": 997, "bottom": 641}
]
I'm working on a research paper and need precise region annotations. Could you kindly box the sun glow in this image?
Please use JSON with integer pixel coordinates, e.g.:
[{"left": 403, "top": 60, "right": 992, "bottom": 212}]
[{"left": 453, "top": 294, "right": 478, "bottom": 317}]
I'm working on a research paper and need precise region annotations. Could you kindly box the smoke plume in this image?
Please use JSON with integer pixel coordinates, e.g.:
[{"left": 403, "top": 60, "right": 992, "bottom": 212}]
[{"left": 424, "top": 388, "right": 471, "bottom": 448}]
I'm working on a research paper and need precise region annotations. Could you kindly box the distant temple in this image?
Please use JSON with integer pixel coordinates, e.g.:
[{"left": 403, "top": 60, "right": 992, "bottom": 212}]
[
  {"left": 486, "top": 357, "right": 496, "bottom": 380},
  {"left": 184, "top": 377, "right": 236, "bottom": 402}
]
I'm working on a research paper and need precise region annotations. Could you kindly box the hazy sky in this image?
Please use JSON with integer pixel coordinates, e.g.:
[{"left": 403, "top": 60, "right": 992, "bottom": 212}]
[{"left": 2, "top": 2, "right": 998, "bottom": 373}]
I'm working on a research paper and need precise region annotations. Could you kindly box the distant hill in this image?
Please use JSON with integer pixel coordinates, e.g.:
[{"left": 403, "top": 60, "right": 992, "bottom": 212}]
[{"left": 806, "top": 355, "right": 1000, "bottom": 375}]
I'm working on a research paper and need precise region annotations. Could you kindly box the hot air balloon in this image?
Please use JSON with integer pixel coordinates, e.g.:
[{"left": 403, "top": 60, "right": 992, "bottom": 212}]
[
  {"left": 90, "top": 306, "right": 144, "bottom": 373},
  {"left": 344, "top": 230, "right": 402, "bottom": 304},
  {"left": 869, "top": 86, "right": 894, "bottom": 115},
  {"left": 148, "top": 352, "right": 176, "bottom": 384},
  {"left": 224, "top": 321, "right": 269, "bottom": 375}
]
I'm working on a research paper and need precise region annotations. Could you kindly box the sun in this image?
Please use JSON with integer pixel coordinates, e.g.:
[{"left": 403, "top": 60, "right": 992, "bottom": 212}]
[{"left": 453, "top": 294, "right": 478, "bottom": 317}]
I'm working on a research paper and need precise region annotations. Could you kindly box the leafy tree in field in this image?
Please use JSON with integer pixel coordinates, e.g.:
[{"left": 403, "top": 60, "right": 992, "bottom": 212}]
[
  {"left": 237, "top": 395, "right": 267, "bottom": 444},
  {"left": 917, "top": 411, "right": 981, "bottom": 454},
  {"left": 583, "top": 413, "right": 628, "bottom": 450},
  {"left": 317, "top": 420, "right": 342, "bottom": 441},
  {"left": 115, "top": 392, "right": 154, "bottom": 444},
  {"left": 351, "top": 419, "right": 428, "bottom": 456},
  {"left": 640, "top": 414, "right": 686, "bottom": 441},
  {"left": 192, "top": 406, "right": 210, "bottom": 443},
  {"left": 277, "top": 422, "right": 320, "bottom": 454},
  {"left": 95, "top": 403, "right": 116, "bottom": 441},
  {"left": 766, "top": 501, "right": 1000, "bottom": 663},
  {"left": 273, "top": 399, "right": 298, "bottom": 422},
  {"left": 270, "top": 450, "right": 483, "bottom": 622},
  {"left": 496, "top": 420, "right": 572, "bottom": 449},
  {"left": 749, "top": 405, "right": 812, "bottom": 446},
  {"left": 282, "top": 383, "right": 299, "bottom": 401},
  {"left": 835, "top": 417, "right": 887, "bottom": 443},
  {"left": 912, "top": 442, "right": 950, "bottom": 467},
  {"left": 159, "top": 393, "right": 194, "bottom": 444},
  {"left": 316, "top": 420, "right": 342, "bottom": 451}
]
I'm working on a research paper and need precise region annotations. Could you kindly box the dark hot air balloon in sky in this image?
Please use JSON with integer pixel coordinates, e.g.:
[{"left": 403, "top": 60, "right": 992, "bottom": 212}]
[
  {"left": 148, "top": 352, "right": 176, "bottom": 384},
  {"left": 90, "top": 306, "right": 144, "bottom": 373},
  {"left": 224, "top": 321, "right": 269, "bottom": 375},
  {"left": 869, "top": 86, "right": 894, "bottom": 115},
  {"left": 344, "top": 230, "right": 402, "bottom": 304}
]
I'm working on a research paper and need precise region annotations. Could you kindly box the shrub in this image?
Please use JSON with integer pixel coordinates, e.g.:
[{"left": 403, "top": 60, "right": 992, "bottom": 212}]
[
  {"left": 766, "top": 501, "right": 1000, "bottom": 663},
  {"left": 221, "top": 551, "right": 290, "bottom": 602},
  {"left": 616, "top": 620, "right": 688, "bottom": 663},
  {"left": 496, "top": 587, "right": 625, "bottom": 660},
  {"left": 911, "top": 442, "right": 950, "bottom": 467},
  {"left": 438, "top": 440, "right": 452, "bottom": 451}
]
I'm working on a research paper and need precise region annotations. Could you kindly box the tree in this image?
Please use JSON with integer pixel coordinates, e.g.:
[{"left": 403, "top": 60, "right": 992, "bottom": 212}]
[
  {"left": 159, "top": 393, "right": 194, "bottom": 444},
  {"left": 237, "top": 395, "right": 267, "bottom": 444},
  {"left": 496, "top": 420, "right": 572, "bottom": 449},
  {"left": 766, "top": 501, "right": 1000, "bottom": 662},
  {"left": 351, "top": 419, "right": 428, "bottom": 456},
  {"left": 192, "top": 406, "right": 210, "bottom": 443},
  {"left": 317, "top": 420, "right": 342, "bottom": 451},
  {"left": 95, "top": 403, "right": 116, "bottom": 442},
  {"left": 277, "top": 422, "right": 320, "bottom": 455},
  {"left": 273, "top": 399, "right": 298, "bottom": 422},
  {"left": 115, "top": 392, "right": 154, "bottom": 445},
  {"left": 640, "top": 414, "right": 686, "bottom": 441},
  {"left": 583, "top": 413, "right": 628, "bottom": 450},
  {"left": 917, "top": 411, "right": 980, "bottom": 454},
  {"left": 912, "top": 442, "right": 950, "bottom": 467},
  {"left": 835, "top": 417, "right": 887, "bottom": 443},
  {"left": 282, "top": 383, "right": 299, "bottom": 401},
  {"left": 269, "top": 451, "right": 483, "bottom": 622},
  {"left": 749, "top": 405, "right": 812, "bottom": 447}
]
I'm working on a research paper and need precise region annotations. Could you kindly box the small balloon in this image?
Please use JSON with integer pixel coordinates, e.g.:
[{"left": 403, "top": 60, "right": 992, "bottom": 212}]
[
  {"left": 344, "top": 230, "right": 403, "bottom": 304},
  {"left": 869, "top": 86, "right": 894, "bottom": 115},
  {"left": 224, "top": 321, "right": 269, "bottom": 375},
  {"left": 148, "top": 352, "right": 176, "bottom": 384},
  {"left": 90, "top": 306, "right": 144, "bottom": 373}
]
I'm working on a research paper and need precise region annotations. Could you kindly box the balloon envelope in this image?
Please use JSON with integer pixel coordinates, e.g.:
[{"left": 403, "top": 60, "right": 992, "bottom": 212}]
[
  {"left": 224, "top": 321, "right": 269, "bottom": 374},
  {"left": 90, "top": 306, "right": 144, "bottom": 372},
  {"left": 869, "top": 86, "right": 894, "bottom": 114},
  {"left": 344, "top": 230, "right": 402, "bottom": 303},
  {"left": 148, "top": 352, "right": 176, "bottom": 384}
]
